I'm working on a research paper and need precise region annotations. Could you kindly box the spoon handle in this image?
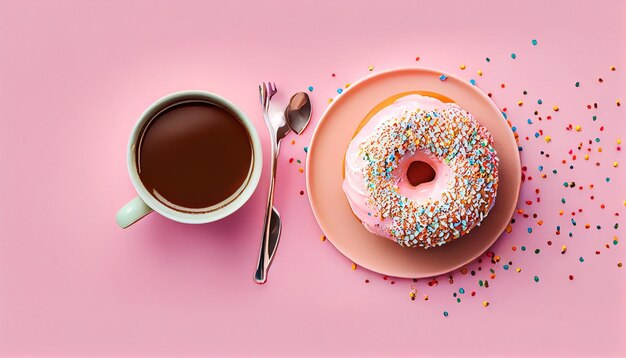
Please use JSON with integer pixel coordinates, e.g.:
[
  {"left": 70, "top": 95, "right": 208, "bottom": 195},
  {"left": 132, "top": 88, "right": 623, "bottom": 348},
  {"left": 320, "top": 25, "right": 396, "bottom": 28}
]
[{"left": 254, "top": 138, "right": 280, "bottom": 284}]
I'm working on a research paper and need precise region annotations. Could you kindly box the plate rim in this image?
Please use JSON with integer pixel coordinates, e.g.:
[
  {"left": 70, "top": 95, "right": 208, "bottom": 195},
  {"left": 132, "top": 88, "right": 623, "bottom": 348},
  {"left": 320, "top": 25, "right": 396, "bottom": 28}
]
[{"left": 306, "top": 66, "right": 521, "bottom": 278}]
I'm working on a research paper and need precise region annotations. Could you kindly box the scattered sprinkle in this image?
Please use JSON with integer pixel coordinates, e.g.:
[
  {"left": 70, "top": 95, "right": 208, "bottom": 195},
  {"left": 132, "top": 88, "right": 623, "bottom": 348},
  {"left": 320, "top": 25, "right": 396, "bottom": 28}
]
[{"left": 358, "top": 47, "right": 624, "bottom": 311}]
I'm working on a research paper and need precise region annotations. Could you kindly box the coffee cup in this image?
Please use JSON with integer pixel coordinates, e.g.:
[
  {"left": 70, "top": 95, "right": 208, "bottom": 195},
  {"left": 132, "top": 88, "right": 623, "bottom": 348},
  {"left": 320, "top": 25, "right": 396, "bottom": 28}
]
[{"left": 116, "top": 90, "right": 262, "bottom": 228}]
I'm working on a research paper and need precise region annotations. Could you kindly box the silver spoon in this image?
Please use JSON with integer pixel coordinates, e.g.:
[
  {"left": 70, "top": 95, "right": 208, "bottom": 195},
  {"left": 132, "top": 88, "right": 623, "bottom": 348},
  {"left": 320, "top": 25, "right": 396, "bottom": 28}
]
[
  {"left": 254, "top": 89, "right": 312, "bottom": 284},
  {"left": 266, "top": 92, "right": 311, "bottom": 263}
]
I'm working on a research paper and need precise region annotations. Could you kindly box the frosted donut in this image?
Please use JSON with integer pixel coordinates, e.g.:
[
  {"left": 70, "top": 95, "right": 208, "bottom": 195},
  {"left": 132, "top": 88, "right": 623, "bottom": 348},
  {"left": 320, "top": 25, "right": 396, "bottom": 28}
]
[{"left": 343, "top": 94, "right": 499, "bottom": 249}]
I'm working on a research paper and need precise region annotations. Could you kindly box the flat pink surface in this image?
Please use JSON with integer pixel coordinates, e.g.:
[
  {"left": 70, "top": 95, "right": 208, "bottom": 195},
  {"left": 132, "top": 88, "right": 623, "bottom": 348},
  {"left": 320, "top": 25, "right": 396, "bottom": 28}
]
[{"left": 1, "top": 0, "right": 624, "bottom": 356}]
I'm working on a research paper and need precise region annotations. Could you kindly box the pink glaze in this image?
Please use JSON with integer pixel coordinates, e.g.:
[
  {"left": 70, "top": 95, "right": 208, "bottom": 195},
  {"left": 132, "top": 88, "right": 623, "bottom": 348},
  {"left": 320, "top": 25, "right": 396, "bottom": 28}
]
[
  {"left": 392, "top": 150, "right": 451, "bottom": 204},
  {"left": 343, "top": 94, "right": 456, "bottom": 241}
]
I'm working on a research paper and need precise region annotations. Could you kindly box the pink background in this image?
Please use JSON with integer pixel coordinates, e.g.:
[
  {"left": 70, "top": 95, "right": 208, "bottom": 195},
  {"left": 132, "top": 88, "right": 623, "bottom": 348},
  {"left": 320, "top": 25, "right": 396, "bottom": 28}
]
[{"left": 1, "top": 0, "right": 624, "bottom": 356}]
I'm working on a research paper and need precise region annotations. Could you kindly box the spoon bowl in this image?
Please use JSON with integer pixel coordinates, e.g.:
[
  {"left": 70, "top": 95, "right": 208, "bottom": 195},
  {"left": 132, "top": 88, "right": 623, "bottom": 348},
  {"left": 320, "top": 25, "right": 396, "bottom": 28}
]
[{"left": 285, "top": 92, "right": 312, "bottom": 135}]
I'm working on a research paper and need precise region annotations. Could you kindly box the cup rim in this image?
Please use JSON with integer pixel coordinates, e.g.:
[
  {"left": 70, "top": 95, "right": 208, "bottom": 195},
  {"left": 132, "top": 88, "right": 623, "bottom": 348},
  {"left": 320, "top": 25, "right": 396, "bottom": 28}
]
[{"left": 127, "top": 90, "right": 263, "bottom": 224}]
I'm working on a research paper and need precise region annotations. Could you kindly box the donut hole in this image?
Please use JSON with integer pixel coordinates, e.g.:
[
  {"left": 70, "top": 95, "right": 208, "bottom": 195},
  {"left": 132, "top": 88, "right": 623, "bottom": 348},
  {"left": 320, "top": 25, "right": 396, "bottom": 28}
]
[{"left": 406, "top": 161, "right": 436, "bottom": 187}]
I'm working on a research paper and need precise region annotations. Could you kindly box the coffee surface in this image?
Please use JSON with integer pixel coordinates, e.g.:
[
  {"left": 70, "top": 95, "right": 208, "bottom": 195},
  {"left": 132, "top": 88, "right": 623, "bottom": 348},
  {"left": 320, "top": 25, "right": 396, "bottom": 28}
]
[{"left": 137, "top": 101, "right": 252, "bottom": 211}]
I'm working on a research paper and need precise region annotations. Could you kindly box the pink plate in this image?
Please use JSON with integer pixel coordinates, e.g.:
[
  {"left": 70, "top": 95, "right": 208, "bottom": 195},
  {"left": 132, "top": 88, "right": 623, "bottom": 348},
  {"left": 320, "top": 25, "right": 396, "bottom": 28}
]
[{"left": 306, "top": 67, "right": 521, "bottom": 278}]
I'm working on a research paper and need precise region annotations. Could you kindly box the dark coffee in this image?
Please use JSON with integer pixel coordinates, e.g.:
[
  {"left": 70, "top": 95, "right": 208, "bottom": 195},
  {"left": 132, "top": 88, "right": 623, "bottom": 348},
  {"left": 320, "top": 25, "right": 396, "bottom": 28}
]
[{"left": 136, "top": 101, "right": 253, "bottom": 212}]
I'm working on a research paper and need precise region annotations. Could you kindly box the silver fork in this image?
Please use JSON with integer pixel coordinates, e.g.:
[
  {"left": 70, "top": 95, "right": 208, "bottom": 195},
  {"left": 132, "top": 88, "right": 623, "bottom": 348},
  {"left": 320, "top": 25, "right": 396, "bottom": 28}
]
[{"left": 254, "top": 82, "right": 290, "bottom": 284}]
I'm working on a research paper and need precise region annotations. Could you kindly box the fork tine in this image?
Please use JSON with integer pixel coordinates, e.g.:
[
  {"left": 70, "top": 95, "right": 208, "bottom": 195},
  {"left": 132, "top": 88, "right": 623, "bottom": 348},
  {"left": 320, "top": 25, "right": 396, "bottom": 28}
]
[
  {"left": 259, "top": 82, "right": 267, "bottom": 107},
  {"left": 267, "top": 82, "right": 277, "bottom": 100},
  {"left": 264, "top": 82, "right": 271, "bottom": 106}
]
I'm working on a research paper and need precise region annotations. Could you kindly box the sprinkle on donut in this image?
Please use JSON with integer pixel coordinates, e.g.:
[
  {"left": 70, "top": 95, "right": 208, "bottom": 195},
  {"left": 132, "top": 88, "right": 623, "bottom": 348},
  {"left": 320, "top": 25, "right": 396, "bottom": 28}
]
[{"left": 357, "top": 99, "right": 499, "bottom": 248}]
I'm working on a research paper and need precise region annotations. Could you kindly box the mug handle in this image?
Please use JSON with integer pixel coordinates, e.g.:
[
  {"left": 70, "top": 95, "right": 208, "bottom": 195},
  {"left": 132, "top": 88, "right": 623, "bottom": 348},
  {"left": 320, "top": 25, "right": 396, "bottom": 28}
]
[{"left": 116, "top": 196, "right": 153, "bottom": 228}]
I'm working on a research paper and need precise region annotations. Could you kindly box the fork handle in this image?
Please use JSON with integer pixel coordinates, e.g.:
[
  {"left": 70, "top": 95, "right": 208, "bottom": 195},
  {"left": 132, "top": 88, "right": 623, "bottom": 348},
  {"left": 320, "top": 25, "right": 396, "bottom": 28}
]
[{"left": 254, "top": 139, "right": 280, "bottom": 284}]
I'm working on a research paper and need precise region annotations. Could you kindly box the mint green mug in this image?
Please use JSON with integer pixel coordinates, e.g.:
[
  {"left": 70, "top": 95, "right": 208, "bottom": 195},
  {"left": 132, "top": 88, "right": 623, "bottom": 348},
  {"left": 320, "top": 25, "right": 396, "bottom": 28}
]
[{"left": 116, "top": 90, "right": 263, "bottom": 228}]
